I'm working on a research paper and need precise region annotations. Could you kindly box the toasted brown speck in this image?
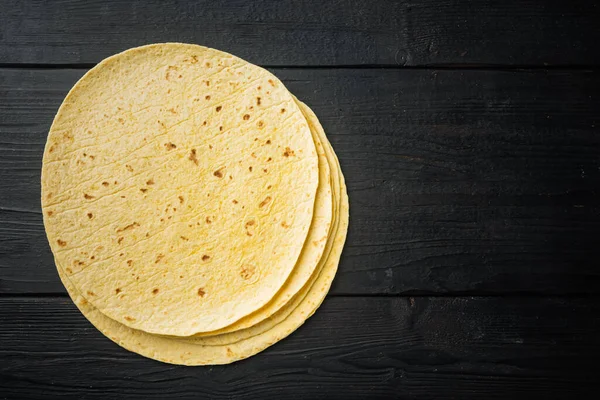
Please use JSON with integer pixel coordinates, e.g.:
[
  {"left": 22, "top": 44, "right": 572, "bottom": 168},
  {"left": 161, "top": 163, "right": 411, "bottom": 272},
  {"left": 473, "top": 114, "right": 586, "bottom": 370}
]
[
  {"left": 256, "top": 97, "right": 261, "bottom": 106},
  {"left": 281, "top": 221, "right": 290, "bottom": 228},
  {"left": 266, "top": 139, "right": 271, "bottom": 144},
  {"left": 240, "top": 265, "right": 256, "bottom": 280},
  {"left": 125, "top": 164, "right": 134, "bottom": 172},
  {"left": 140, "top": 188, "right": 148, "bottom": 193},
  {"left": 102, "top": 181, "right": 109, "bottom": 187},
  {"left": 189, "top": 149, "right": 198, "bottom": 165},
  {"left": 243, "top": 114, "right": 250, "bottom": 120},
  {"left": 124, "top": 316, "right": 135, "bottom": 322},
  {"left": 198, "top": 288, "right": 206, "bottom": 297},
  {"left": 259, "top": 196, "right": 272, "bottom": 208},
  {"left": 205, "top": 216, "right": 212, "bottom": 224},
  {"left": 57, "top": 239, "right": 67, "bottom": 247},
  {"left": 87, "top": 213, "right": 93, "bottom": 219},
  {"left": 115, "top": 288, "right": 121, "bottom": 294},
  {"left": 66, "top": 267, "right": 73, "bottom": 274},
  {"left": 118, "top": 237, "right": 124, "bottom": 244},
  {"left": 268, "top": 79, "right": 276, "bottom": 87},
  {"left": 281, "top": 108, "right": 286, "bottom": 113},
  {"left": 152, "top": 288, "right": 159, "bottom": 295},
  {"left": 216, "top": 106, "right": 222, "bottom": 112},
  {"left": 205, "top": 95, "right": 211, "bottom": 100},
  {"left": 219, "top": 126, "right": 223, "bottom": 131},
  {"left": 178, "top": 195, "right": 184, "bottom": 203},
  {"left": 249, "top": 166, "right": 253, "bottom": 172},
  {"left": 180, "top": 236, "right": 189, "bottom": 241},
  {"left": 47, "top": 210, "right": 54, "bottom": 217},
  {"left": 87, "top": 291, "right": 95, "bottom": 296},
  {"left": 117, "top": 222, "right": 139, "bottom": 233},
  {"left": 165, "top": 142, "right": 177, "bottom": 150},
  {"left": 213, "top": 169, "right": 223, "bottom": 178},
  {"left": 267, "top": 157, "right": 272, "bottom": 162},
  {"left": 283, "top": 147, "right": 295, "bottom": 157},
  {"left": 146, "top": 179, "right": 154, "bottom": 185},
  {"left": 232, "top": 199, "right": 238, "bottom": 204},
  {"left": 202, "top": 255, "right": 210, "bottom": 261},
  {"left": 155, "top": 254, "right": 164, "bottom": 263},
  {"left": 83, "top": 193, "right": 94, "bottom": 200},
  {"left": 257, "top": 120, "right": 264, "bottom": 128}
]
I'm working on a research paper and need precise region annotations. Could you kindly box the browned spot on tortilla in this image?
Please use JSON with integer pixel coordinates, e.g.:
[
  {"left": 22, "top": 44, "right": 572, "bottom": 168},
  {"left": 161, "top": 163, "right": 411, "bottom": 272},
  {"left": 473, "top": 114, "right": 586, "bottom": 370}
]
[
  {"left": 155, "top": 254, "right": 164, "bottom": 263},
  {"left": 268, "top": 79, "right": 276, "bottom": 87},
  {"left": 83, "top": 193, "right": 94, "bottom": 200},
  {"left": 281, "top": 108, "right": 286, "bottom": 113},
  {"left": 283, "top": 147, "right": 295, "bottom": 157},
  {"left": 115, "top": 288, "right": 121, "bottom": 294},
  {"left": 202, "top": 254, "right": 210, "bottom": 261},
  {"left": 257, "top": 120, "right": 264, "bottom": 128},
  {"left": 256, "top": 97, "right": 261, "bottom": 106},
  {"left": 267, "top": 157, "right": 272, "bottom": 162},
  {"left": 248, "top": 166, "right": 253, "bottom": 172},
  {"left": 205, "top": 216, "right": 212, "bottom": 224},
  {"left": 146, "top": 179, "right": 154, "bottom": 185},
  {"left": 125, "top": 164, "right": 134, "bottom": 172},
  {"left": 140, "top": 188, "right": 148, "bottom": 193},
  {"left": 47, "top": 210, "right": 54, "bottom": 217},
  {"left": 246, "top": 220, "right": 255, "bottom": 226},
  {"left": 206, "top": 62, "right": 211, "bottom": 67},
  {"left": 180, "top": 236, "right": 189, "bottom": 241},
  {"left": 243, "top": 114, "right": 250, "bottom": 120},
  {"left": 167, "top": 107, "right": 178, "bottom": 114},
  {"left": 232, "top": 199, "right": 239, "bottom": 204},
  {"left": 102, "top": 181, "right": 109, "bottom": 186},
  {"left": 87, "top": 213, "right": 93, "bottom": 219},
  {"left": 165, "top": 142, "right": 177, "bottom": 150},
  {"left": 127, "top": 260, "right": 133, "bottom": 266},
  {"left": 219, "top": 126, "right": 223, "bottom": 131},
  {"left": 117, "top": 222, "right": 139, "bottom": 233},
  {"left": 152, "top": 288, "right": 159, "bottom": 295},
  {"left": 227, "top": 348, "right": 234, "bottom": 356},
  {"left": 263, "top": 168, "right": 268, "bottom": 173},
  {"left": 89, "top": 155, "right": 95, "bottom": 160},
  {"left": 281, "top": 221, "right": 290, "bottom": 228},
  {"left": 90, "top": 255, "right": 95, "bottom": 260},
  {"left": 198, "top": 288, "right": 206, "bottom": 297},
  {"left": 118, "top": 237, "right": 124, "bottom": 244},
  {"left": 124, "top": 316, "right": 135, "bottom": 322},
  {"left": 46, "top": 192, "right": 53, "bottom": 200},
  {"left": 87, "top": 291, "right": 95, "bottom": 296},
  {"left": 213, "top": 168, "right": 223, "bottom": 178},
  {"left": 240, "top": 265, "right": 256, "bottom": 280},
  {"left": 216, "top": 106, "right": 222, "bottom": 112},
  {"left": 49, "top": 145, "right": 55, "bottom": 153},
  {"left": 57, "top": 239, "right": 67, "bottom": 247},
  {"left": 259, "top": 196, "right": 272, "bottom": 208},
  {"left": 266, "top": 139, "right": 271, "bottom": 145},
  {"left": 178, "top": 195, "right": 184, "bottom": 204},
  {"left": 66, "top": 267, "right": 73, "bottom": 274},
  {"left": 267, "top": 185, "right": 272, "bottom": 189},
  {"left": 189, "top": 149, "right": 198, "bottom": 165},
  {"left": 118, "top": 117, "right": 125, "bottom": 124},
  {"left": 119, "top": 253, "right": 124, "bottom": 257}
]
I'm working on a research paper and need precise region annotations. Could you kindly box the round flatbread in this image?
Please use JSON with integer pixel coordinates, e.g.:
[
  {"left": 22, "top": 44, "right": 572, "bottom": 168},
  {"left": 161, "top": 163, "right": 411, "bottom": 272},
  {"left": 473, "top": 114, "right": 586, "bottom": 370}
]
[{"left": 42, "top": 44, "right": 319, "bottom": 336}]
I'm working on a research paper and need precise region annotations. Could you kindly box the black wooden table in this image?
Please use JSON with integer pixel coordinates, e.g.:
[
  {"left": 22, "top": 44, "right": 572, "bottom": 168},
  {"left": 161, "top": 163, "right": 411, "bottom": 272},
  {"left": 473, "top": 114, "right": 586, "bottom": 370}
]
[{"left": 1, "top": 1, "right": 599, "bottom": 398}]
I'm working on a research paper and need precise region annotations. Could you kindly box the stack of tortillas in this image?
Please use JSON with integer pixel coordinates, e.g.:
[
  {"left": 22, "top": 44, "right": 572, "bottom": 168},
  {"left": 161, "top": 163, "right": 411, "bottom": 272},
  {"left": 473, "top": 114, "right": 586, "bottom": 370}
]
[{"left": 41, "top": 43, "right": 348, "bottom": 365}]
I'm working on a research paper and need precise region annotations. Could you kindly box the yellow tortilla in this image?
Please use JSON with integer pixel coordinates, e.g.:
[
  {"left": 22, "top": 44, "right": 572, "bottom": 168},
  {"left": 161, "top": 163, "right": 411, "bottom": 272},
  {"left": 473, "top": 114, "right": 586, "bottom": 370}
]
[
  {"left": 56, "top": 100, "right": 349, "bottom": 364},
  {"left": 42, "top": 43, "right": 320, "bottom": 336}
]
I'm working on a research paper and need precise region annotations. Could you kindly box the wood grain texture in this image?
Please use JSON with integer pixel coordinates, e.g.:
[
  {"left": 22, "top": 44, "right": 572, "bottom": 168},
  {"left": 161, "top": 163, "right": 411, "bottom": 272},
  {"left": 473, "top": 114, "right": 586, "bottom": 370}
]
[
  {"left": 0, "top": 296, "right": 597, "bottom": 399},
  {"left": 1, "top": 0, "right": 599, "bottom": 66},
  {"left": 1, "top": 68, "right": 599, "bottom": 295}
]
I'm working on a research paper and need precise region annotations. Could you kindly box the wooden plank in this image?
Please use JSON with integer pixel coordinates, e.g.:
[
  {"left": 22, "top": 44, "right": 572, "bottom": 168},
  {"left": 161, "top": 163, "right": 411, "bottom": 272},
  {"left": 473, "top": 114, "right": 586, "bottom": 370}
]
[
  {"left": 1, "top": 68, "right": 599, "bottom": 295},
  {"left": 1, "top": 0, "right": 599, "bottom": 66},
  {"left": 0, "top": 296, "right": 597, "bottom": 399}
]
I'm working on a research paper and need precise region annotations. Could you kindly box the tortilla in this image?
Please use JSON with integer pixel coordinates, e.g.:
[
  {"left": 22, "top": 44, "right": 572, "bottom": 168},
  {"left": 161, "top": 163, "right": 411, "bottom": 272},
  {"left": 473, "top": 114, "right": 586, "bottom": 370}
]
[
  {"left": 56, "top": 99, "right": 349, "bottom": 364},
  {"left": 42, "top": 43, "right": 320, "bottom": 336}
]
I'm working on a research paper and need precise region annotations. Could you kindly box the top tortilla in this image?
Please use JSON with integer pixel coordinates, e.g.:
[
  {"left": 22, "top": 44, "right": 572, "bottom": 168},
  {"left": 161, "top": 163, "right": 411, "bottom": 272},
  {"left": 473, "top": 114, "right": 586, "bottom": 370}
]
[{"left": 41, "top": 43, "right": 319, "bottom": 336}]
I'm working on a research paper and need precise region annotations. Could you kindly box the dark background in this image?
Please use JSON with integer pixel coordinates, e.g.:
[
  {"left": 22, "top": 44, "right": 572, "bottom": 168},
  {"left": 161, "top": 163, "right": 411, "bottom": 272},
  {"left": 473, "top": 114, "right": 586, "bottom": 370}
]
[{"left": 1, "top": 1, "right": 599, "bottom": 398}]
